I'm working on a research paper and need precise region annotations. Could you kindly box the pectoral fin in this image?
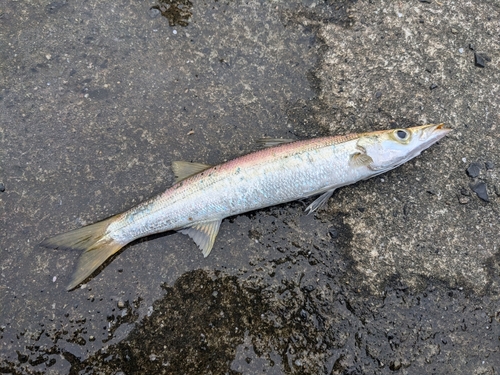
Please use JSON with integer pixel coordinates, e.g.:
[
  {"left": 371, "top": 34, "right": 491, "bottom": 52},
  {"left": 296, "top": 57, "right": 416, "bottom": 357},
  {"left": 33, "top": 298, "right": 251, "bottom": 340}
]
[
  {"left": 349, "top": 152, "right": 373, "bottom": 168},
  {"left": 172, "top": 161, "right": 213, "bottom": 183},
  {"left": 305, "top": 189, "right": 335, "bottom": 214},
  {"left": 179, "top": 219, "right": 222, "bottom": 257}
]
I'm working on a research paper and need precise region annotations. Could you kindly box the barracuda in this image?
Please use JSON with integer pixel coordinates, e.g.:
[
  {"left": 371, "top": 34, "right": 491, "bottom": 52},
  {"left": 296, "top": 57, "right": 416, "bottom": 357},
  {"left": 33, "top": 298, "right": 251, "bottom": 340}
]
[{"left": 41, "top": 123, "right": 451, "bottom": 290}]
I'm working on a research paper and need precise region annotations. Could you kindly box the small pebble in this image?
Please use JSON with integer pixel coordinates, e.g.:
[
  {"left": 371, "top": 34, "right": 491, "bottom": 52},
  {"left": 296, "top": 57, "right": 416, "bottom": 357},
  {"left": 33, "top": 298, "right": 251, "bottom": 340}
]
[
  {"left": 474, "top": 53, "right": 485, "bottom": 68},
  {"left": 458, "top": 196, "right": 469, "bottom": 204},
  {"left": 458, "top": 48, "right": 464, "bottom": 54},
  {"left": 0, "top": 182, "right": 5, "bottom": 192},
  {"left": 470, "top": 182, "right": 489, "bottom": 202},
  {"left": 117, "top": 300, "right": 125, "bottom": 309},
  {"left": 485, "top": 161, "right": 494, "bottom": 170},
  {"left": 418, "top": 0, "right": 431, "bottom": 3},
  {"left": 466, "top": 162, "right": 481, "bottom": 178},
  {"left": 451, "top": 28, "right": 458, "bottom": 34},
  {"left": 173, "top": 29, "right": 177, "bottom": 35},
  {"left": 375, "top": 91, "right": 382, "bottom": 99},
  {"left": 430, "top": 83, "right": 438, "bottom": 90},
  {"left": 469, "top": 43, "right": 475, "bottom": 51},
  {"left": 329, "top": 228, "right": 339, "bottom": 239}
]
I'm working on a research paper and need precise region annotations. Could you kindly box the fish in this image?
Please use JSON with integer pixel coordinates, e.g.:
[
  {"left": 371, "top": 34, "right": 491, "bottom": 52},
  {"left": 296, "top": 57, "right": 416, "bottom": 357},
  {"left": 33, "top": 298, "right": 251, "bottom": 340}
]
[{"left": 41, "top": 123, "right": 451, "bottom": 290}]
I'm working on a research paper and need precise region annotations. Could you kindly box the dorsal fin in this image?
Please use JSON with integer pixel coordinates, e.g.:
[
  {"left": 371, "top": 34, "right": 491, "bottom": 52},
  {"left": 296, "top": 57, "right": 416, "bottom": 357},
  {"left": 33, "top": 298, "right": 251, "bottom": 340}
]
[
  {"left": 257, "top": 138, "right": 296, "bottom": 148},
  {"left": 171, "top": 161, "right": 213, "bottom": 183},
  {"left": 179, "top": 219, "right": 222, "bottom": 257}
]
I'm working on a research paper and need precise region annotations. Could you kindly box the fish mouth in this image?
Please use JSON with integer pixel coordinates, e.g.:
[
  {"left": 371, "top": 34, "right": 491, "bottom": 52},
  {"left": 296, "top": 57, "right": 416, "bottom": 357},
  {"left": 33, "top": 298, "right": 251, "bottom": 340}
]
[
  {"left": 431, "top": 123, "right": 452, "bottom": 135},
  {"left": 417, "top": 123, "right": 452, "bottom": 143}
]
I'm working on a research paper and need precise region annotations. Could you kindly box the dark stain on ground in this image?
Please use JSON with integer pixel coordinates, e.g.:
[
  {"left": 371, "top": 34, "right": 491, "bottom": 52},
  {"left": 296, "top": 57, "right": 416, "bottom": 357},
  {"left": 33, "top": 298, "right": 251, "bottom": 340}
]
[
  {"left": 152, "top": 0, "right": 193, "bottom": 27},
  {"left": 70, "top": 270, "right": 265, "bottom": 374},
  {"left": 67, "top": 268, "right": 351, "bottom": 374},
  {"left": 33, "top": 268, "right": 496, "bottom": 375}
]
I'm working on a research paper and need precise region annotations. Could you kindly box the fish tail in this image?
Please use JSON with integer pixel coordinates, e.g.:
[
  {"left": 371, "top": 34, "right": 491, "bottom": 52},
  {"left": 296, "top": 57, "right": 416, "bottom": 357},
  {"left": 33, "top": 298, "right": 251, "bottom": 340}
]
[{"left": 40, "top": 216, "right": 123, "bottom": 290}]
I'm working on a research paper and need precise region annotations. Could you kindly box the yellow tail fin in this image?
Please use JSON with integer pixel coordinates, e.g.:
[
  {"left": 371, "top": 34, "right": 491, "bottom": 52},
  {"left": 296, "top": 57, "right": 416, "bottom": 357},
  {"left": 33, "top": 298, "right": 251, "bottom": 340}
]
[{"left": 40, "top": 216, "right": 123, "bottom": 290}]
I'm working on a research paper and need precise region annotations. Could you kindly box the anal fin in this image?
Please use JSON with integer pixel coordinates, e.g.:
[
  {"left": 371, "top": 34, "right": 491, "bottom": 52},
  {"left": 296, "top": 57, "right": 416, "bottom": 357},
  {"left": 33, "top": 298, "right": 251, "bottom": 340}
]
[
  {"left": 179, "top": 219, "right": 222, "bottom": 257},
  {"left": 305, "top": 189, "right": 335, "bottom": 214}
]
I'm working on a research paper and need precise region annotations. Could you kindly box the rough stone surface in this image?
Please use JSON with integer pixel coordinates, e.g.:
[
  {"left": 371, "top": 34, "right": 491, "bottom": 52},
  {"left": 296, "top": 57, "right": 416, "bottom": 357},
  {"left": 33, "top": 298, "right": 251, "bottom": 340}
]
[{"left": 1, "top": 0, "right": 499, "bottom": 374}]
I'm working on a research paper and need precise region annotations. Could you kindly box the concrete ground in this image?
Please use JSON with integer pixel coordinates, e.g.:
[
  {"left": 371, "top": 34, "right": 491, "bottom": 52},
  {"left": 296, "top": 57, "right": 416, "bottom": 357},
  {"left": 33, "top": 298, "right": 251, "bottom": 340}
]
[{"left": 1, "top": 0, "right": 499, "bottom": 374}]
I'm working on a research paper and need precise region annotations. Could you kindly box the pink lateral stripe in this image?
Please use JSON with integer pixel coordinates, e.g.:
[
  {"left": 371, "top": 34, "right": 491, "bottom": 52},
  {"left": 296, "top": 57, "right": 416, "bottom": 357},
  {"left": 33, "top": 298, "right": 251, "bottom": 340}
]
[{"left": 218, "top": 133, "right": 359, "bottom": 172}]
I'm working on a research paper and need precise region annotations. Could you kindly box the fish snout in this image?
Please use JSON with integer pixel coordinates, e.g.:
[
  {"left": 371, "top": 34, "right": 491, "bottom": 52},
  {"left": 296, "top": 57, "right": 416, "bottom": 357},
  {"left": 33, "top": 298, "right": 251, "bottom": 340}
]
[{"left": 418, "top": 123, "right": 452, "bottom": 142}]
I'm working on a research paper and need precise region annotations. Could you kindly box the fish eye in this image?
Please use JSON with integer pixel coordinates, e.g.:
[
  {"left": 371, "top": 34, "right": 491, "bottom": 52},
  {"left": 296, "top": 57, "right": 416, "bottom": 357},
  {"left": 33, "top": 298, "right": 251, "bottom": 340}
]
[{"left": 394, "top": 129, "right": 410, "bottom": 142}]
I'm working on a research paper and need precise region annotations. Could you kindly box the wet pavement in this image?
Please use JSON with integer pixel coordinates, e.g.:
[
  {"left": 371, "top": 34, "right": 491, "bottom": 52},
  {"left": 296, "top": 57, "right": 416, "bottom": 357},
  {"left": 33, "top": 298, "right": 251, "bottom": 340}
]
[{"left": 1, "top": 0, "right": 499, "bottom": 374}]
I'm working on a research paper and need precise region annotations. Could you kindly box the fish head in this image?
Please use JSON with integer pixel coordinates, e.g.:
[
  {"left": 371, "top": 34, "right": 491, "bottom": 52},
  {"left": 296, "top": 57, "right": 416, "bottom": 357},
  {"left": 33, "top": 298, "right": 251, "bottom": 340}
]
[{"left": 357, "top": 123, "right": 451, "bottom": 171}]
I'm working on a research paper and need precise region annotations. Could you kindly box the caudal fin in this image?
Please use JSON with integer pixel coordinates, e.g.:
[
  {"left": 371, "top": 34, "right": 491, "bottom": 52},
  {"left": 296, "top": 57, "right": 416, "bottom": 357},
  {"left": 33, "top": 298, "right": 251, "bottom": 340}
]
[{"left": 40, "top": 216, "right": 123, "bottom": 290}]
